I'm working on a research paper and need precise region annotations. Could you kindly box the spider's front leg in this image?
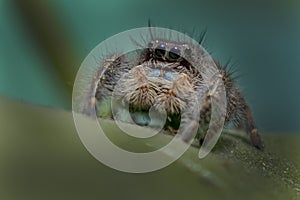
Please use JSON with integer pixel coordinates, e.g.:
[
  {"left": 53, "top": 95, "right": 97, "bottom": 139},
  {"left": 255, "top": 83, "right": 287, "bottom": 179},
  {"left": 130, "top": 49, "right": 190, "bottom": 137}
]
[
  {"left": 111, "top": 64, "right": 160, "bottom": 125},
  {"left": 160, "top": 72, "right": 201, "bottom": 143},
  {"left": 82, "top": 53, "right": 129, "bottom": 116}
]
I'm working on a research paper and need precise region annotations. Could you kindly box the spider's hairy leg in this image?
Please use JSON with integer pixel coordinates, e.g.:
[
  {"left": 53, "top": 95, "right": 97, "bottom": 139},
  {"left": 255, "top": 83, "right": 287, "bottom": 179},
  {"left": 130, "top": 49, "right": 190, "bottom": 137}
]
[
  {"left": 113, "top": 65, "right": 159, "bottom": 125},
  {"left": 85, "top": 53, "right": 134, "bottom": 118},
  {"left": 245, "top": 105, "right": 265, "bottom": 150},
  {"left": 221, "top": 68, "right": 265, "bottom": 150},
  {"left": 158, "top": 73, "right": 192, "bottom": 113},
  {"left": 83, "top": 53, "right": 128, "bottom": 116},
  {"left": 123, "top": 65, "right": 157, "bottom": 111},
  {"left": 166, "top": 72, "right": 201, "bottom": 142},
  {"left": 236, "top": 97, "right": 265, "bottom": 150}
]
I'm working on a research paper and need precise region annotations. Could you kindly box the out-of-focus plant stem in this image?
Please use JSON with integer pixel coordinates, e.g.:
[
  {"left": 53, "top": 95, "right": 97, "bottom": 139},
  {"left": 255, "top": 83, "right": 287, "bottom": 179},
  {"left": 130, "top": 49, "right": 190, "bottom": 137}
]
[{"left": 10, "top": 0, "right": 82, "bottom": 93}]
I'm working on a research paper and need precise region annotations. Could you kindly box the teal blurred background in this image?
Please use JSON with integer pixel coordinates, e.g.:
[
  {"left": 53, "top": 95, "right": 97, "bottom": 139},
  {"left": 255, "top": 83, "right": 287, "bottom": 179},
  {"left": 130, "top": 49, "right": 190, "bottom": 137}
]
[{"left": 0, "top": 0, "right": 300, "bottom": 132}]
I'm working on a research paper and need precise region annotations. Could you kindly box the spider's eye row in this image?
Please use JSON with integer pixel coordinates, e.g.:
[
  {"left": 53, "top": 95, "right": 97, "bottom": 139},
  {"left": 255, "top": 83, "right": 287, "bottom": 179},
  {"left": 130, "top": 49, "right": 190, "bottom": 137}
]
[
  {"left": 154, "top": 44, "right": 166, "bottom": 58},
  {"left": 168, "top": 46, "right": 181, "bottom": 61}
]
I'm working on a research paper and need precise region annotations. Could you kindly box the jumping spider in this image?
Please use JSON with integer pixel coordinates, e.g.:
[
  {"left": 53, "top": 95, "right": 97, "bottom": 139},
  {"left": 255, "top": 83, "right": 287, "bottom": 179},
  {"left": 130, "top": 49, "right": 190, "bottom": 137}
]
[{"left": 86, "top": 28, "right": 265, "bottom": 150}]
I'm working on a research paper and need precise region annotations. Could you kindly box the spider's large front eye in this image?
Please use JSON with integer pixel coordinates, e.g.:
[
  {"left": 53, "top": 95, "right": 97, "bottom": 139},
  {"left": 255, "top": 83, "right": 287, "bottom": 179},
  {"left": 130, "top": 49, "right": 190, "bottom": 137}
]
[
  {"left": 154, "top": 44, "right": 166, "bottom": 58},
  {"left": 168, "top": 47, "right": 181, "bottom": 61}
]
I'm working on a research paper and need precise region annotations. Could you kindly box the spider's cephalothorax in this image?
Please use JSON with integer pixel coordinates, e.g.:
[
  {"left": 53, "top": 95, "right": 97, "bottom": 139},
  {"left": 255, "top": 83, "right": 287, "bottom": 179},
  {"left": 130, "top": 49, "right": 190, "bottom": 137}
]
[{"left": 91, "top": 34, "right": 265, "bottom": 150}]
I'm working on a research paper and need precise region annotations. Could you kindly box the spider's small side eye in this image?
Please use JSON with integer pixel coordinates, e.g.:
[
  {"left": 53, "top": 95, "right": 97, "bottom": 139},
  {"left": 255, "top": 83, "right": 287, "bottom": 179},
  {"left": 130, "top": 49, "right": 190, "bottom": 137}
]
[
  {"left": 148, "top": 42, "right": 154, "bottom": 48},
  {"left": 184, "top": 48, "right": 192, "bottom": 57},
  {"left": 154, "top": 44, "right": 166, "bottom": 58},
  {"left": 168, "top": 47, "right": 181, "bottom": 61}
]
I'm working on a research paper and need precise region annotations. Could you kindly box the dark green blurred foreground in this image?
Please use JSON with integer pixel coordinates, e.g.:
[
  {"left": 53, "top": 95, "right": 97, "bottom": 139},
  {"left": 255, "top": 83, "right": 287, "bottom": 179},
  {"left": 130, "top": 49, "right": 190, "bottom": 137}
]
[{"left": 0, "top": 97, "right": 299, "bottom": 200}]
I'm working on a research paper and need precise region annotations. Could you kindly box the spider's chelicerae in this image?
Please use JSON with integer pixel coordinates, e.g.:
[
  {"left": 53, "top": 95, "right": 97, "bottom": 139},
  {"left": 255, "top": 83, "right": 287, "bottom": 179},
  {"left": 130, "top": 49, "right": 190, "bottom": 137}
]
[{"left": 88, "top": 28, "right": 265, "bottom": 150}]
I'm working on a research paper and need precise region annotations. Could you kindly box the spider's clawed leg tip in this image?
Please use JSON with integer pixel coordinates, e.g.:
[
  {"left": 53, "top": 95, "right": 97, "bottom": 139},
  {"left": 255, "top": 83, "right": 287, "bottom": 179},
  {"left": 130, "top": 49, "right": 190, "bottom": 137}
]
[
  {"left": 250, "top": 129, "right": 265, "bottom": 151},
  {"left": 255, "top": 141, "right": 265, "bottom": 151},
  {"left": 251, "top": 137, "right": 265, "bottom": 151}
]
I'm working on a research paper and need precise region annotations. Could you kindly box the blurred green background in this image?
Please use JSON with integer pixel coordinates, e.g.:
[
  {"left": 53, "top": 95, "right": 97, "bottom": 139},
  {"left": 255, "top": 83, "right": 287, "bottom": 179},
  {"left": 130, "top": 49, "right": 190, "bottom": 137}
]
[
  {"left": 1, "top": 0, "right": 300, "bottom": 132},
  {"left": 1, "top": 1, "right": 300, "bottom": 200}
]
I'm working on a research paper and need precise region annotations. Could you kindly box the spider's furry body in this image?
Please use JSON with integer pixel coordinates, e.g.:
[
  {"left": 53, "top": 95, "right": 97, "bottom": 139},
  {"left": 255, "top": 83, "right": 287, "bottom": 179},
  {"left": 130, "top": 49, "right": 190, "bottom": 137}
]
[{"left": 90, "top": 30, "right": 265, "bottom": 150}]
